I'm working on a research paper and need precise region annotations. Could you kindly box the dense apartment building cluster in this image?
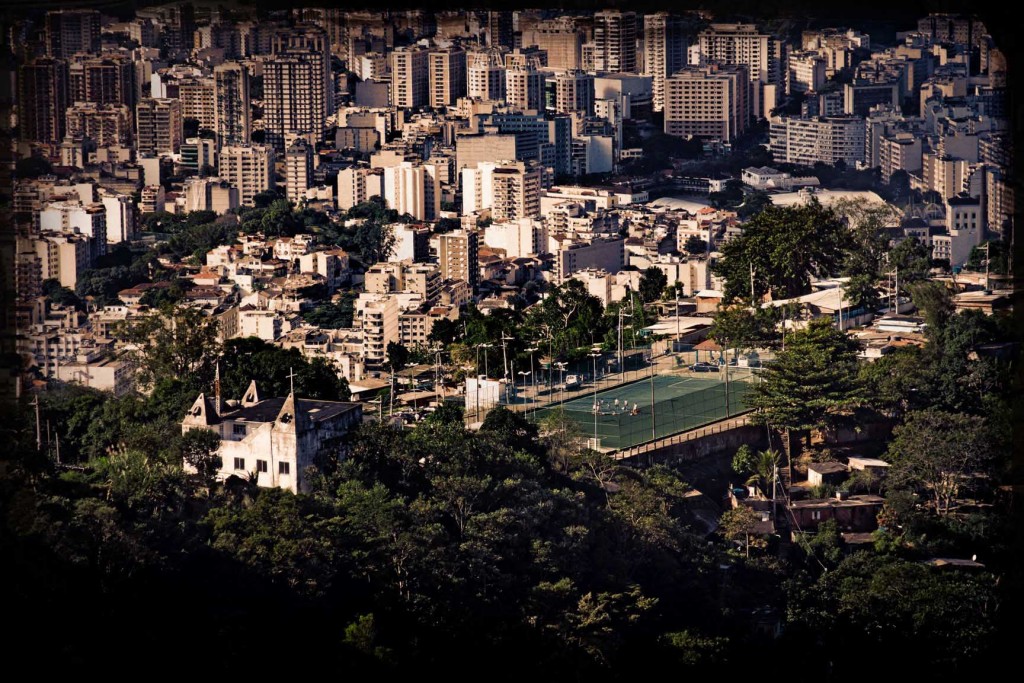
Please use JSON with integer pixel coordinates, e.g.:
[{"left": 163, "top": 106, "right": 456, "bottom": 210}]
[
  {"left": 9, "top": 6, "right": 1008, "bottom": 406},
  {"left": 763, "top": 15, "right": 1008, "bottom": 266}
]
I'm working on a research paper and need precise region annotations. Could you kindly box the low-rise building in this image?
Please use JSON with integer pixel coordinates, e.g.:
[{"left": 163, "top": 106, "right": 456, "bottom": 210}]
[{"left": 182, "top": 381, "right": 362, "bottom": 494}]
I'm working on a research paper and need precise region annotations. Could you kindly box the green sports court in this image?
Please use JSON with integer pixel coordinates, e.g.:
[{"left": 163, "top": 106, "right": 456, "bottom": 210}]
[{"left": 533, "top": 370, "right": 757, "bottom": 451}]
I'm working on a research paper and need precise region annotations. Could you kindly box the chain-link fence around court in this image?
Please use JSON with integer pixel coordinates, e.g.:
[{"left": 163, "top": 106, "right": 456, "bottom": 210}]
[{"left": 533, "top": 370, "right": 759, "bottom": 451}]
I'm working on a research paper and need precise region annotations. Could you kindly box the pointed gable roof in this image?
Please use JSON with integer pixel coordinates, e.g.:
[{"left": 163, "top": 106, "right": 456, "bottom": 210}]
[
  {"left": 241, "top": 380, "right": 260, "bottom": 406},
  {"left": 183, "top": 392, "right": 221, "bottom": 426},
  {"left": 275, "top": 392, "right": 311, "bottom": 432}
]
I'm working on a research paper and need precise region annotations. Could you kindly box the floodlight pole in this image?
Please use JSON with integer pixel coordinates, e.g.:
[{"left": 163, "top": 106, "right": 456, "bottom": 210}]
[
  {"left": 590, "top": 351, "right": 601, "bottom": 447},
  {"left": 650, "top": 347, "right": 656, "bottom": 441}
]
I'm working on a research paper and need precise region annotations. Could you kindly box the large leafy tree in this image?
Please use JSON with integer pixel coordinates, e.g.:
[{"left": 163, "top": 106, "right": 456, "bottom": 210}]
[
  {"left": 836, "top": 202, "right": 895, "bottom": 312},
  {"left": 117, "top": 305, "right": 222, "bottom": 392},
  {"left": 42, "top": 278, "right": 83, "bottom": 309},
  {"left": 179, "top": 427, "right": 222, "bottom": 486},
  {"left": 638, "top": 267, "right": 667, "bottom": 303},
  {"left": 601, "top": 288, "right": 649, "bottom": 352},
  {"left": 713, "top": 200, "right": 849, "bottom": 302},
  {"left": 857, "top": 346, "right": 935, "bottom": 418},
  {"left": 683, "top": 235, "right": 707, "bottom": 256},
  {"left": 888, "top": 236, "right": 933, "bottom": 289},
  {"left": 220, "top": 337, "right": 349, "bottom": 401},
  {"left": 708, "top": 304, "right": 780, "bottom": 354},
  {"left": 527, "top": 280, "right": 606, "bottom": 359},
  {"left": 885, "top": 409, "right": 1000, "bottom": 516},
  {"left": 788, "top": 553, "right": 998, "bottom": 673},
  {"left": 746, "top": 318, "right": 862, "bottom": 440}
]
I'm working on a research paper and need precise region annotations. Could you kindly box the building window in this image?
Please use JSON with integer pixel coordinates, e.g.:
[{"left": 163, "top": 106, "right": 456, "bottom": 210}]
[
  {"left": 811, "top": 510, "right": 822, "bottom": 520},
  {"left": 233, "top": 457, "right": 245, "bottom": 470},
  {"left": 256, "top": 460, "right": 268, "bottom": 473},
  {"left": 279, "top": 462, "right": 291, "bottom": 475},
  {"left": 233, "top": 423, "right": 247, "bottom": 436}
]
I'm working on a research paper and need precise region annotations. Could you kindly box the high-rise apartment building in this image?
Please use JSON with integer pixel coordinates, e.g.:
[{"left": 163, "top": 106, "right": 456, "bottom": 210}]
[
  {"left": 768, "top": 115, "right": 866, "bottom": 166},
  {"left": 392, "top": 47, "right": 429, "bottom": 108},
  {"left": 66, "top": 102, "right": 133, "bottom": 147},
  {"left": 787, "top": 51, "right": 827, "bottom": 94},
  {"left": 383, "top": 162, "right": 441, "bottom": 222},
  {"left": 214, "top": 62, "right": 251, "bottom": 148},
  {"left": 136, "top": 98, "right": 183, "bottom": 156},
  {"left": 488, "top": 11, "right": 514, "bottom": 49},
  {"left": 462, "top": 161, "right": 542, "bottom": 222},
  {"left": 553, "top": 70, "right": 594, "bottom": 115},
  {"left": 337, "top": 167, "right": 383, "bottom": 210},
  {"left": 69, "top": 56, "right": 136, "bottom": 108},
  {"left": 18, "top": 58, "right": 68, "bottom": 144},
  {"left": 101, "top": 193, "right": 137, "bottom": 244},
  {"left": 521, "top": 19, "right": 584, "bottom": 71},
  {"left": 285, "top": 139, "right": 314, "bottom": 202},
  {"left": 697, "top": 23, "right": 785, "bottom": 86},
  {"left": 355, "top": 293, "right": 399, "bottom": 365},
  {"left": 45, "top": 9, "right": 100, "bottom": 59},
  {"left": 264, "top": 25, "right": 332, "bottom": 150},
  {"left": 34, "top": 233, "right": 92, "bottom": 289},
  {"left": 644, "top": 13, "right": 688, "bottom": 112},
  {"left": 594, "top": 10, "right": 638, "bottom": 74},
  {"left": 179, "top": 77, "right": 216, "bottom": 131},
  {"left": 428, "top": 47, "right": 467, "bottom": 108},
  {"left": 664, "top": 64, "right": 750, "bottom": 142},
  {"left": 437, "top": 229, "right": 480, "bottom": 291},
  {"left": 506, "top": 67, "right": 545, "bottom": 112},
  {"left": 180, "top": 137, "right": 217, "bottom": 176},
  {"left": 697, "top": 23, "right": 786, "bottom": 116},
  {"left": 219, "top": 144, "right": 275, "bottom": 206},
  {"left": 467, "top": 50, "right": 507, "bottom": 102},
  {"left": 39, "top": 201, "right": 108, "bottom": 259}
]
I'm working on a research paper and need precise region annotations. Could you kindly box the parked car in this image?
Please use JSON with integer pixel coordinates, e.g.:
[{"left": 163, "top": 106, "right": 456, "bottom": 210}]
[
  {"left": 690, "top": 362, "right": 717, "bottom": 372},
  {"left": 564, "top": 374, "right": 582, "bottom": 389}
]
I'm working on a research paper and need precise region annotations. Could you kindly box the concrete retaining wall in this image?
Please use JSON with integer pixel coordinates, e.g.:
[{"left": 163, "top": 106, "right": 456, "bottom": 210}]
[{"left": 620, "top": 424, "right": 768, "bottom": 466}]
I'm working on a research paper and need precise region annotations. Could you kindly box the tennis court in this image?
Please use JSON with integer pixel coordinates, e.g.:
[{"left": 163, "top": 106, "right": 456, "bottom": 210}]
[{"left": 534, "top": 371, "right": 757, "bottom": 451}]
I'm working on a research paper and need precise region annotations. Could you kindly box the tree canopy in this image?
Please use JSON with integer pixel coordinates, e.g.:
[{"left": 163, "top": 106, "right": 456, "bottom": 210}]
[
  {"left": 885, "top": 409, "right": 999, "bottom": 516},
  {"left": 221, "top": 337, "right": 349, "bottom": 401},
  {"left": 746, "top": 318, "right": 862, "bottom": 436},
  {"left": 639, "top": 267, "right": 668, "bottom": 303},
  {"left": 713, "top": 201, "right": 849, "bottom": 302}
]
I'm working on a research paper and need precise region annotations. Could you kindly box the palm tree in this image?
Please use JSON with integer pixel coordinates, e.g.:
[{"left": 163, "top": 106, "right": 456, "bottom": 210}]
[{"left": 745, "top": 449, "right": 780, "bottom": 499}]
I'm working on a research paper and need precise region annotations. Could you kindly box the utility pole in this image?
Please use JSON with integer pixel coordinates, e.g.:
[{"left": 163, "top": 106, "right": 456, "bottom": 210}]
[
  {"left": 781, "top": 308, "right": 786, "bottom": 352},
  {"left": 749, "top": 261, "right": 756, "bottom": 304},
  {"left": 433, "top": 346, "right": 443, "bottom": 403},
  {"left": 675, "top": 286, "right": 680, "bottom": 346},
  {"left": 31, "top": 394, "right": 41, "bottom": 451},
  {"left": 837, "top": 285, "right": 843, "bottom": 331},
  {"left": 983, "top": 242, "right": 991, "bottom": 292},
  {"left": 723, "top": 338, "right": 730, "bottom": 416},
  {"left": 389, "top": 369, "right": 395, "bottom": 417},
  {"left": 501, "top": 333, "right": 514, "bottom": 403},
  {"left": 501, "top": 333, "right": 513, "bottom": 381},
  {"left": 509, "top": 360, "right": 515, "bottom": 405},
  {"left": 617, "top": 306, "right": 624, "bottom": 376}
]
